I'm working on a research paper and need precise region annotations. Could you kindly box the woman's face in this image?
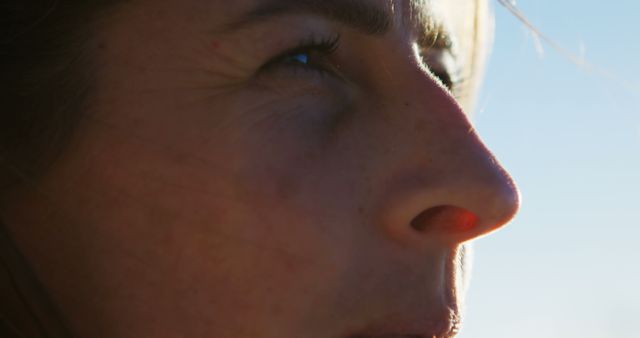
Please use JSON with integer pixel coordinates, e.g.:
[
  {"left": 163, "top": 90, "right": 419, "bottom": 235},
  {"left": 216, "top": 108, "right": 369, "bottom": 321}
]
[{"left": 5, "top": 0, "right": 519, "bottom": 337}]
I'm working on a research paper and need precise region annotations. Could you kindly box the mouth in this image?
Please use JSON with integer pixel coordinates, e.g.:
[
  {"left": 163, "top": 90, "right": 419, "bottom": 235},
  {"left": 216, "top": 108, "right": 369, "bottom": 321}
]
[
  {"left": 349, "top": 331, "right": 458, "bottom": 338},
  {"left": 347, "top": 308, "right": 461, "bottom": 338},
  {"left": 350, "top": 336, "right": 438, "bottom": 338},
  {"left": 351, "top": 336, "right": 450, "bottom": 338},
  {"left": 346, "top": 248, "right": 464, "bottom": 338}
]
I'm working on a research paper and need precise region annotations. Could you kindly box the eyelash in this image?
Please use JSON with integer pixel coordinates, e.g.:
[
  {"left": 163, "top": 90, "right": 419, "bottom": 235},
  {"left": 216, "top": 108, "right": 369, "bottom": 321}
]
[
  {"left": 261, "top": 34, "right": 341, "bottom": 77},
  {"left": 261, "top": 34, "right": 465, "bottom": 96}
]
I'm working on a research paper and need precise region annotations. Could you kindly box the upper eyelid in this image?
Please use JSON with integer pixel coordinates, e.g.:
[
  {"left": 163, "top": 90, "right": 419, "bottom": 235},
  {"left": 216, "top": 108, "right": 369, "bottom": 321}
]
[
  {"left": 260, "top": 34, "right": 340, "bottom": 68},
  {"left": 243, "top": 16, "right": 464, "bottom": 86},
  {"left": 224, "top": 16, "right": 338, "bottom": 60},
  {"left": 412, "top": 19, "right": 466, "bottom": 86}
]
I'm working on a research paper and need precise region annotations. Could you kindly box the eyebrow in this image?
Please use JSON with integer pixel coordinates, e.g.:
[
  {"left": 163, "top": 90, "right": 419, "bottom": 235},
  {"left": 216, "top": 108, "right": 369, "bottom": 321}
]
[{"left": 226, "top": 0, "right": 393, "bottom": 35}]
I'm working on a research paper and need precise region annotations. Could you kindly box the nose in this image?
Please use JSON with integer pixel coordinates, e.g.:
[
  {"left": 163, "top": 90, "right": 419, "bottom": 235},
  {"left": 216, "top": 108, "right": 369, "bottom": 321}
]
[{"left": 376, "top": 78, "right": 520, "bottom": 246}]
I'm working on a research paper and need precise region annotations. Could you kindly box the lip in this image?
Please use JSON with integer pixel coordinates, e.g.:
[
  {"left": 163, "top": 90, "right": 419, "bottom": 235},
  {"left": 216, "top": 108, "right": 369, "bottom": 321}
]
[
  {"left": 348, "top": 307, "right": 460, "bottom": 338},
  {"left": 349, "top": 285, "right": 461, "bottom": 336},
  {"left": 349, "top": 336, "right": 428, "bottom": 338},
  {"left": 349, "top": 249, "right": 463, "bottom": 338}
]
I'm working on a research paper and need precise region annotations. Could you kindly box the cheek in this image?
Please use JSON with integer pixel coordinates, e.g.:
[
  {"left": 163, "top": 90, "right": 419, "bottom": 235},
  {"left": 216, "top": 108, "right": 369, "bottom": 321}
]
[
  {"left": 62, "top": 118, "right": 357, "bottom": 309},
  {"left": 69, "top": 73, "right": 385, "bottom": 317},
  {"left": 215, "top": 106, "right": 380, "bottom": 273}
]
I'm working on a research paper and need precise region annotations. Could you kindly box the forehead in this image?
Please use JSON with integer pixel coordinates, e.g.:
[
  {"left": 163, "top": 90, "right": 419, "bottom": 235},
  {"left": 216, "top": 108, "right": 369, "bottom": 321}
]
[
  {"left": 170, "top": 0, "right": 482, "bottom": 41},
  {"left": 219, "top": 0, "right": 475, "bottom": 28}
]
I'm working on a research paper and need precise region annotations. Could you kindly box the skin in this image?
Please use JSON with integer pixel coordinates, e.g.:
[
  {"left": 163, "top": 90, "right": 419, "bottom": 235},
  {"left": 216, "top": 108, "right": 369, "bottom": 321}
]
[{"left": 1, "top": 0, "right": 519, "bottom": 337}]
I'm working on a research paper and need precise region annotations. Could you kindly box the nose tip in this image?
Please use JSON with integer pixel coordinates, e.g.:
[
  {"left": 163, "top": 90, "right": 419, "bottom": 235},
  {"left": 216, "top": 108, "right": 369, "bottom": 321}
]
[
  {"left": 379, "top": 152, "right": 520, "bottom": 245},
  {"left": 418, "top": 173, "right": 520, "bottom": 243}
]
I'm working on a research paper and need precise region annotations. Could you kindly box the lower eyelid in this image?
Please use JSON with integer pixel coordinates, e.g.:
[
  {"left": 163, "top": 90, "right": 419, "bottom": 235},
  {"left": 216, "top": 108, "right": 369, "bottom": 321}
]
[
  {"left": 258, "top": 62, "right": 332, "bottom": 81},
  {"left": 252, "top": 65, "right": 342, "bottom": 93}
]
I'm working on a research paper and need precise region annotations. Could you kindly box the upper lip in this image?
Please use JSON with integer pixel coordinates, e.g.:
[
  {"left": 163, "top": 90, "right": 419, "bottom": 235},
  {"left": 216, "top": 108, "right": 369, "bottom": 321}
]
[
  {"left": 350, "top": 250, "right": 462, "bottom": 338},
  {"left": 349, "top": 307, "right": 461, "bottom": 338}
]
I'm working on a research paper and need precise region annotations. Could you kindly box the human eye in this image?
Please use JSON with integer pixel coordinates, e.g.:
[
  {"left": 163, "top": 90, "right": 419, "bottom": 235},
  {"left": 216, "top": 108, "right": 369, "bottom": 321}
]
[
  {"left": 419, "top": 47, "right": 465, "bottom": 95},
  {"left": 428, "top": 52, "right": 468, "bottom": 100},
  {"left": 259, "top": 34, "right": 341, "bottom": 78},
  {"left": 416, "top": 31, "right": 467, "bottom": 98}
]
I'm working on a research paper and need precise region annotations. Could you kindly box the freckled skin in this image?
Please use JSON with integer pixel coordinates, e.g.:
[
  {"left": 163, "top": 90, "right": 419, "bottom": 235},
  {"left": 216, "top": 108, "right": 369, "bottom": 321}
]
[{"left": 1, "top": 1, "right": 518, "bottom": 338}]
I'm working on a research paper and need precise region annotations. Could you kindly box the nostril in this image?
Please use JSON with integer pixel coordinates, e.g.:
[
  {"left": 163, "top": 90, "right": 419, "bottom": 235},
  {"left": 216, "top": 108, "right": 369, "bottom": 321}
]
[{"left": 410, "top": 205, "right": 478, "bottom": 233}]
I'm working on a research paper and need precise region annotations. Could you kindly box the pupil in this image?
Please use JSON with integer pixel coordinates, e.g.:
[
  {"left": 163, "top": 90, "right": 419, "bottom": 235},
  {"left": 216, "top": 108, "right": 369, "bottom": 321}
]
[{"left": 290, "top": 53, "right": 309, "bottom": 64}]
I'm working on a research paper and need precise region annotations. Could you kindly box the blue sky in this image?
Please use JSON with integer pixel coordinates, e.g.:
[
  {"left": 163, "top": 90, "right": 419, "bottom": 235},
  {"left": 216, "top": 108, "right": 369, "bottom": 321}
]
[{"left": 458, "top": 1, "right": 640, "bottom": 337}]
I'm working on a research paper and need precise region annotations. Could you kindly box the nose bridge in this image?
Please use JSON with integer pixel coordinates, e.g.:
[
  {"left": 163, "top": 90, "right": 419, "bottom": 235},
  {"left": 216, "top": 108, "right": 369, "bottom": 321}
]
[{"left": 376, "top": 72, "right": 520, "bottom": 245}]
